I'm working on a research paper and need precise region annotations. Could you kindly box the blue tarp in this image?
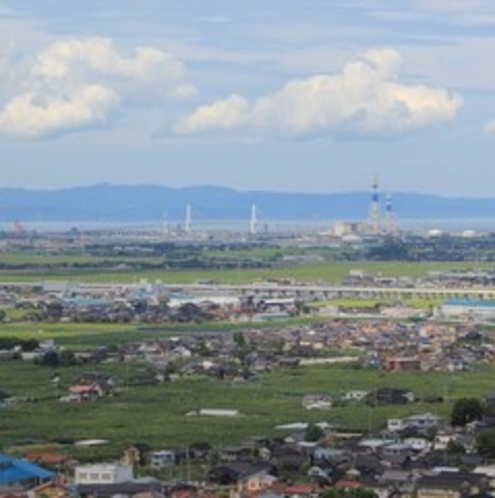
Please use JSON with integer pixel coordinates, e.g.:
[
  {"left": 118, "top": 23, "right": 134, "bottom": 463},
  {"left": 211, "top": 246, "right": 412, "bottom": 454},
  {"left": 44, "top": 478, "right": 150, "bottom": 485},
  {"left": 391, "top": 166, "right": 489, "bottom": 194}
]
[{"left": 0, "top": 454, "right": 54, "bottom": 485}]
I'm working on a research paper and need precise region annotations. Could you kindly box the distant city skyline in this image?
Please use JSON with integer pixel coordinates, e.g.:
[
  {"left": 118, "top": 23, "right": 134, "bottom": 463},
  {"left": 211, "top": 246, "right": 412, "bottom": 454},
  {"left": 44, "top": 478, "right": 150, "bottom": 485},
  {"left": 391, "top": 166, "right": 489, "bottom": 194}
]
[{"left": 0, "top": 1, "right": 494, "bottom": 196}]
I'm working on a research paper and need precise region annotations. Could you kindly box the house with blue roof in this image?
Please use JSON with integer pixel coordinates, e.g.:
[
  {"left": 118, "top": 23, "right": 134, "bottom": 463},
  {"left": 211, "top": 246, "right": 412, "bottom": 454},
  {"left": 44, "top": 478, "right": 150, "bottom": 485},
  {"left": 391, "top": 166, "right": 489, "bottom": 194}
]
[{"left": 0, "top": 454, "right": 54, "bottom": 488}]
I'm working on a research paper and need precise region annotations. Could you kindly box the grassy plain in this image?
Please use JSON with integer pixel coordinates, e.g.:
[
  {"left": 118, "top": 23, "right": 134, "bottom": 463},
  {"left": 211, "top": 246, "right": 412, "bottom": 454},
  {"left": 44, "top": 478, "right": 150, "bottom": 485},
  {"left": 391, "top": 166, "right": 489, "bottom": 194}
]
[
  {"left": 0, "top": 255, "right": 493, "bottom": 461},
  {"left": 0, "top": 321, "right": 303, "bottom": 349},
  {"left": 1, "top": 360, "right": 494, "bottom": 460},
  {"left": 0, "top": 253, "right": 162, "bottom": 265},
  {"left": 312, "top": 297, "right": 443, "bottom": 309},
  {"left": 0, "top": 260, "right": 491, "bottom": 284}
]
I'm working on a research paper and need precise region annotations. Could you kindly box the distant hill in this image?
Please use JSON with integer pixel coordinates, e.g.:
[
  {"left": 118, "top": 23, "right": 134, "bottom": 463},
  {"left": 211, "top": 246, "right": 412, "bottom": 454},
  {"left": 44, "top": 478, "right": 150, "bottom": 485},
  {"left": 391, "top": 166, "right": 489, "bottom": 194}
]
[{"left": 0, "top": 184, "right": 494, "bottom": 223}]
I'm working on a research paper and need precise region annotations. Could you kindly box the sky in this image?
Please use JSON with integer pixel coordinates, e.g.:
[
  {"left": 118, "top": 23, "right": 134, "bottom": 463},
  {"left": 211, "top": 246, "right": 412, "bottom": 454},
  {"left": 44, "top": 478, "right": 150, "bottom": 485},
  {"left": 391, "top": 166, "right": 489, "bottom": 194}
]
[{"left": 0, "top": 0, "right": 495, "bottom": 196}]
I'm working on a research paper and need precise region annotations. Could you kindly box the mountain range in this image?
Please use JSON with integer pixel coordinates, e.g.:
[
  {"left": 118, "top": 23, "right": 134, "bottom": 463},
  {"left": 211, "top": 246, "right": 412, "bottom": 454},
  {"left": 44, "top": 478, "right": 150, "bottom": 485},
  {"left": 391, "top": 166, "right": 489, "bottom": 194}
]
[{"left": 0, "top": 184, "right": 494, "bottom": 223}]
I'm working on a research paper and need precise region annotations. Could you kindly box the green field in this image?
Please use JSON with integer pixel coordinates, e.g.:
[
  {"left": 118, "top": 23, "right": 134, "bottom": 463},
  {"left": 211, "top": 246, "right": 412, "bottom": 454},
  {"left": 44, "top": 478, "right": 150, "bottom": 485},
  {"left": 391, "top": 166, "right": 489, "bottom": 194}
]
[
  {"left": 0, "top": 322, "right": 138, "bottom": 348},
  {"left": 0, "top": 260, "right": 491, "bottom": 284},
  {"left": 0, "top": 321, "right": 308, "bottom": 349},
  {"left": 0, "top": 257, "right": 493, "bottom": 462},
  {"left": 1, "top": 359, "right": 494, "bottom": 460}
]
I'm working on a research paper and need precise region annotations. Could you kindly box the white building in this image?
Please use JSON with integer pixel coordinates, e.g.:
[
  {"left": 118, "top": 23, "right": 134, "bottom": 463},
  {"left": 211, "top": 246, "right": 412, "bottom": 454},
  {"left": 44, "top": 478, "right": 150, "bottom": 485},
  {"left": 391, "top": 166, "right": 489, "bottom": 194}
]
[
  {"left": 150, "top": 451, "right": 176, "bottom": 468},
  {"left": 302, "top": 394, "right": 332, "bottom": 410},
  {"left": 74, "top": 463, "right": 134, "bottom": 484},
  {"left": 387, "top": 413, "right": 441, "bottom": 433},
  {"left": 343, "top": 390, "right": 369, "bottom": 402},
  {"left": 333, "top": 221, "right": 364, "bottom": 238},
  {"left": 439, "top": 299, "right": 495, "bottom": 320},
  {"left": 403, "top": 437, "right": 431, "bottom": 452}
]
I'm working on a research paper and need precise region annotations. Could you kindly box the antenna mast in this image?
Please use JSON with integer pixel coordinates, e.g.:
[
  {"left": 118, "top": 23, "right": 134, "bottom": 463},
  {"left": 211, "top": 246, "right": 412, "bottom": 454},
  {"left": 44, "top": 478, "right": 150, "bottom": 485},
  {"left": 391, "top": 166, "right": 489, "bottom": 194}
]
[
  {"left": 185, "top": 203, "right": 192, "bottom": 235},
  {"left": 384, "top": 193, "right": 396, "bottom": 235},
  {"left": 249, "top": 204, "right": 257, "bottom": 235},
  {"left": 369, "top": 175, "right": 380, "bottom": 234}
]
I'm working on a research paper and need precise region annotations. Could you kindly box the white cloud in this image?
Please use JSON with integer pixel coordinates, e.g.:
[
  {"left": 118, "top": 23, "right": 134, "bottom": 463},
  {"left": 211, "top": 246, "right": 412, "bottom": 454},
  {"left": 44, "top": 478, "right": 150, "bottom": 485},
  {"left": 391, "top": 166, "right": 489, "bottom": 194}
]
[
  {"left": 413, "top": 0, "right": 494, "bottom": 13},
  {"left": 171, "top": 83, "right": 197, "bottom": 100},
  {"left": 0, "top": 85, "right": 119, "bottom": 138},
  {"left": 484, "top": 121, "right": 495, "bottom": 135},
  {"left": 32, "top": 38, "right": 185, "bottom": 83},
  {"left": 0, "top": 37, "right": 195, "bottom": 138},
  {"left": 175, "top": 95, "right": 248, "bottom": 134},
  {"left": 175, "top": 48, "right": 463, "bottom": 139}
]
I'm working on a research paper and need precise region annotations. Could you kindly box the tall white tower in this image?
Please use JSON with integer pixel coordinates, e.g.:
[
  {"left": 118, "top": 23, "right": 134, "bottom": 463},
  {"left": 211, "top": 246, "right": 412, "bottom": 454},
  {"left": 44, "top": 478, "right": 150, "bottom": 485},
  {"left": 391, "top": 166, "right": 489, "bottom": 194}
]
[
  {"left": 384, "top": 193, "right": 396, "bottom": 234},
  {"left": 369, "top": 175, "right": 380, "bottom": 234},
  {"left": 249, "top": 204, "right": 258, "bottom": 235},
  {"left": 163, "top": 211, "right": 170, "bottom": 237},
  {"left": 185, "top": 203, "right": 192, "bottom": 235}
]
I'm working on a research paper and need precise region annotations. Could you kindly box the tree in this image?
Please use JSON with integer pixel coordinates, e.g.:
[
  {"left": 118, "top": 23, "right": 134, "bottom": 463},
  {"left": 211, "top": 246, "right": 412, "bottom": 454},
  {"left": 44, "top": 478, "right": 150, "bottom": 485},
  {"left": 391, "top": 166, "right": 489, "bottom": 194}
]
[
  {"left": 477, "top": 428, "right": 495, "bottom": 458},
  {"left": 35, "top": 350, "right": 60, "bottom": 367},
  {"left": 446, "top": 439, "right": 466, "bottom": 456},
  {"left": 44, "top": 301, "right": 63, "bottom": 321},
  {"left": 446, "top": 439, "right": 466, "bottom": 466},
  {"left": 450, "top": 398, "right": 483, "bottom": 427},
  {"left": 365, "top": 240, "right": 410, "bottom": 261},
  {"left": 305, "top": 423, "right": 325, "bottom": 442},
  {"left": 34, "top": 350, "right": 81, "bottom": 367},
  {"left": 233, "top": 331, "right": 254, "bottom": 364},
  {"left": 233, "top": 331, "right": 246, "bottom": 348}
]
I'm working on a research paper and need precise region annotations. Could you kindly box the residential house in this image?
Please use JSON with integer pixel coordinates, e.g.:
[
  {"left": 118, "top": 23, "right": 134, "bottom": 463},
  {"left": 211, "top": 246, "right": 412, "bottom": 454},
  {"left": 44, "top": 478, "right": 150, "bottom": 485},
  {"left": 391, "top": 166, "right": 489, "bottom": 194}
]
[
  {"left": 167, "top": 483, "right": 216, "bottom": 498},
  {"left": 433, "top": 431, "right": 458, "bottom": 451},
  {"left": 271, "top": 445, "right": 309, "bottom": 474},
  {"left": 415, "top": 471, "right": 489, "bottom": 498},
  {"left": 68, "top": 372, "right": 112, "bottom": 402},
  {"left": 220, "top": 447, "right": 253, "bottom": 463},
  {"left": 207, "top": 462, "right": 275, "bottom": 495},
  {"left": 387, "top": 413, "right": 441, "bottom": 436},
  {"left": 76, "top": 480, "right": 164, "bottom": 498},
  {"left": 380, "top": 443, "right": 413, "bottom": 469},
  {"left": 365, "top": 388, "right": 415, "bottom": 406},
  {"left": 385, "top": 356, "right": 422, "bottom": 372},
  {"left": 149, "top": 451, "right": 176, "bottom": 468},
  {"left": 405, "top": 413, "right": 442, "bottom": 433},
  {"left": 265, "top": 482, "right": 320, "bottom": 497},
  {"left": 122, "top": 444, "right": 152, "bottom": 467},
  {"left": 30, "top": 480, "right": 72, "bottom": 498},
  {"left": 74, "top": 464, "right": 133, "bottom": 485},
  {"left": 187, "top": 442, "right": 211, "bottom": 461},
  {"left": 307, "top": 464, "right": 333, "bottom": 484},
  {"left": 343, "top": 390, "right": 369, "bottom": 402},
  {"left": 377, "top": 468, "right": 413, "bottom": 488},
  {"left": 301, "top": 394, "right": 332, "bottom": 410},
  {"left": 25, "top": 452, "right": 77, "bottom": 471},
  {"left": 403, "top": 437, "right": 431, "bottom": 452}
]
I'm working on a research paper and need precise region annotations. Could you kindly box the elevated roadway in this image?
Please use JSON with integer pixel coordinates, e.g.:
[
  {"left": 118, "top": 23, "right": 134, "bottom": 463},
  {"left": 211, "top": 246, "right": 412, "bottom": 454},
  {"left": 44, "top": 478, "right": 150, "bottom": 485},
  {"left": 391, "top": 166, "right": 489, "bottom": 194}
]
[
  {"left": 160, "top": 282, "right": 495, "bottom": 301},
  {"left": 2, "top": 280, "right": 495, "bottom": 301}
]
